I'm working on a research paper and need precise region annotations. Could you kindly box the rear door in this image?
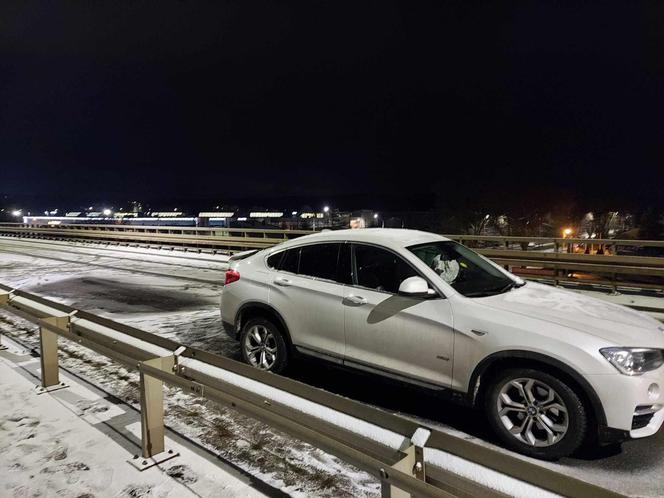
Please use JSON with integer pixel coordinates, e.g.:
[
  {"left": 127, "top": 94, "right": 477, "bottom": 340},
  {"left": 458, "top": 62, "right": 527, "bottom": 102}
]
[
  {"left": 267, "top": 243, "right": 348, "bottom": 361},
  {"left": 342, "top": 243, "right": 455, "bottom": 387}
]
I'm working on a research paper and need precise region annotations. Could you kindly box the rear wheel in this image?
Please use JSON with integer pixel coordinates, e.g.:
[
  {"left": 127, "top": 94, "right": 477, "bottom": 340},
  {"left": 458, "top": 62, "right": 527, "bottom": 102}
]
[
  {"left": 485, "top": 368, "right": 587, "bottom": 460},
  {"left": 240, "top": 318, "right": 288, "bottom": 373}
]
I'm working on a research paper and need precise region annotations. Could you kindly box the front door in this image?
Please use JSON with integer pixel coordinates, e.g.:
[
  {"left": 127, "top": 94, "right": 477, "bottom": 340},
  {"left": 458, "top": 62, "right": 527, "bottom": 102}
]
[{"left": 343, "top": 243, "right": 455, "bottom": 387}]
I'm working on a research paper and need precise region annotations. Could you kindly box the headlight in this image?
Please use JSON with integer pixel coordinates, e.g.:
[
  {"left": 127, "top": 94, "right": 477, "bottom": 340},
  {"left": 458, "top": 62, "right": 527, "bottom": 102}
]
[{"left": 600, "top": 348, "right": 664, "bottom": 376}]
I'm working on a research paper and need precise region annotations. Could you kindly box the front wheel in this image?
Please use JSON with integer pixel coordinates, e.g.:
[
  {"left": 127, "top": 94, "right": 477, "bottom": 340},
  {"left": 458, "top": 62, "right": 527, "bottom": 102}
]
[
  {"left": 485, "top": 369, "right": 588, "bottom": 460},
  {"left": 240, "top": 318, "right": 288, "bottom": 374}
]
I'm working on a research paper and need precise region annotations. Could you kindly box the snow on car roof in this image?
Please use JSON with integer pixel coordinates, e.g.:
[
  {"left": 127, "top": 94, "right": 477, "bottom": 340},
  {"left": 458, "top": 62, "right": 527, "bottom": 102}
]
[{"left": 275, "top": 228, "right": 449, "bottom": 250}]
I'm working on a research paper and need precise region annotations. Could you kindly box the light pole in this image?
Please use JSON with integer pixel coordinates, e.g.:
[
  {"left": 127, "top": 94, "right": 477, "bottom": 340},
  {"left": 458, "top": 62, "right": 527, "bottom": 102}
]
[{"left": 323, "top": 206, "right": 330, "bottom": 228}]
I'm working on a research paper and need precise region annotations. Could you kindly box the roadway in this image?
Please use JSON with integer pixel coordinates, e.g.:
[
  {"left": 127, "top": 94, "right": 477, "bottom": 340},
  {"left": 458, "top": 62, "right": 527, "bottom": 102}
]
[{"left": 0, "top": 236, "right": 662, "bottom": 497}]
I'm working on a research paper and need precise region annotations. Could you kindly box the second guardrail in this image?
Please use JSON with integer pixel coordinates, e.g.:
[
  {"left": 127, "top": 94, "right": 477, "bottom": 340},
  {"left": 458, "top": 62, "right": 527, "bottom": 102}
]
[{"left": 1, "top": 223, "right": 663, "bottom": 292}]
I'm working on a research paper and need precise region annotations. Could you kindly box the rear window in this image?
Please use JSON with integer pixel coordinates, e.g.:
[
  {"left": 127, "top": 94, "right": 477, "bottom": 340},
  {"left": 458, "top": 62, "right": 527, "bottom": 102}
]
[
  {"left": 299, "top": 244, "right": 340, "bottom": 281},
  {"left": 280, "top": 248, "right": 300, "bottom": 274},
  {"left": 266, "top": 252, "right": 283, "bottom": 269}
]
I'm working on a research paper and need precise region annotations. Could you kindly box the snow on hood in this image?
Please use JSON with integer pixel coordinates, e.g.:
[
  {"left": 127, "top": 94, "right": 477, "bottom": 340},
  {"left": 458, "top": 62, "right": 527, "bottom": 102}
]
[{"left": 479, "top": 282, "right": 664, "bottom": 347}]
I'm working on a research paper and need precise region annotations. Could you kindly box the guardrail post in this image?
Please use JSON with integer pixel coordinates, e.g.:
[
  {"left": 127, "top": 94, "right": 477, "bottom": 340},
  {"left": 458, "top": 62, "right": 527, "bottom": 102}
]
[
  {"left": 37, "top": 315, "right": 71, "bottom": 393},
  {"left": 0, "top": 291, "right": 13, "bottom": 350},
  {"left": 381, "top": 428, "right": 429, "bottom": 498},
  {"left": 132, "top": 354, "right": 179, "bottom": 470},
  {"left": 610, "top": 273, "right": 620, "bottom": 295}
]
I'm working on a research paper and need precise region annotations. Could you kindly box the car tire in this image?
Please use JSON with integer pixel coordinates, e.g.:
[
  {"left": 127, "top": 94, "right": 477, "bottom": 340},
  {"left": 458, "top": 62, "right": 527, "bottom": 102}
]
[
  {"left": 485, "top": 368, "right": 587, "bottom": 460},
  {"left": 240, "top": 317, "right": 289, "bottom": 374}
]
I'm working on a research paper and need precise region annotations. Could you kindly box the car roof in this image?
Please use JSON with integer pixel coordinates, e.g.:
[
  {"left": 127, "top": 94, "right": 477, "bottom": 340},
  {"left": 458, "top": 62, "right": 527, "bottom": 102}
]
[{"left": 271, "top": 228, "right": 450, "bottom": 251}]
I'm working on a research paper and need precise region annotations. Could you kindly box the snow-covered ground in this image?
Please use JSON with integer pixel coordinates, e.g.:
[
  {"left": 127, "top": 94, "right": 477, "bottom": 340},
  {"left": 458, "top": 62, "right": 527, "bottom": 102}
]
[
  {"left": 1, "top": 236, "right": 663, "bottom": 497},
  {"left": 0, "top": 337, "right": 268, "bottom": 498}
]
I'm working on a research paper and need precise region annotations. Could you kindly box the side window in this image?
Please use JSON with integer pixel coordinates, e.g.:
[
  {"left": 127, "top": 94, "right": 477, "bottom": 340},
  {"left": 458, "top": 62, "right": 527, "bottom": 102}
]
[
  {"left": 353, "top": 244, "right": 418, "bottom": 293},
  {"left": 280, "top": 248, "right": 300, "bottom": 274},
  {"left": 266, "top": 251, "right": 283, "bottom": 270},
  {"left": 299, "top": 244, "right": 340, "bottom": 281}
]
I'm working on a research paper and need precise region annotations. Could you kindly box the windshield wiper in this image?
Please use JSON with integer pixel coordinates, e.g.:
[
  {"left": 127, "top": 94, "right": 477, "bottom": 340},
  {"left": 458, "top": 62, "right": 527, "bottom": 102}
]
[
  {"left": 464, "top": 280, "right": 525, "bottom": 297},
  {"left": 497, "top": 281, "right": 518, "bottom": 293},
  {"left": 495, "top": 279, "right": 526, "bottom": 294}
]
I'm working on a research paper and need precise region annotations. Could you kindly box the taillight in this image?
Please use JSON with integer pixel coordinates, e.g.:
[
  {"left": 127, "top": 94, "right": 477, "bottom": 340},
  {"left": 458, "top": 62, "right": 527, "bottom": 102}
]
[{"left": 225, "top": 269, "right": 240, "bottom": 285}]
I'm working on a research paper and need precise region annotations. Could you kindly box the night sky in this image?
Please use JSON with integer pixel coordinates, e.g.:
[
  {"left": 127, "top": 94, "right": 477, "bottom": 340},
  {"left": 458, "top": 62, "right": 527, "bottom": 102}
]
[{"left": 1, "top": 2, "right": 662, "bottom": 209}]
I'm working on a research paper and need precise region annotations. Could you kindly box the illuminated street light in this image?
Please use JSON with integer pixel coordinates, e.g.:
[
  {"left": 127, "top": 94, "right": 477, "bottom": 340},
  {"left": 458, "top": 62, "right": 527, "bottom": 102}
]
[
  {"left": 11, "top": 210, "right": 22, "bottom": 217},
  {"left": 102, "top": 208, "right": 112, "bottom": 216},
  {"left": 291, "top": 211, "right": 297, "bottom": 216},
  {"left": 562, "top": 228, "right": 573, "bottom": 237},
  {"left": 373, "top": 213, "right": 379, "bottom": 219},
  {"left": 323, "top": 206, "right": 330, "bottom": 213}
]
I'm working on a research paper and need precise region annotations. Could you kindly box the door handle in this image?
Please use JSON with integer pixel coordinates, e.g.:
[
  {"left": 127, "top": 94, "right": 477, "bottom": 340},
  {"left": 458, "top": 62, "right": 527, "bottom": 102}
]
[
  {"left": 343, "top": 295, "right": 367, "bottom": 306},
  {"left": 273, "top": 277, "right": 292, "bottom": 287}
]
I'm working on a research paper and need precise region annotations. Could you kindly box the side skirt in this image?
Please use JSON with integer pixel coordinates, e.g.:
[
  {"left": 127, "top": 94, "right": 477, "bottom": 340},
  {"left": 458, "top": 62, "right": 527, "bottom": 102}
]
[{"left": 294, "top": 345, "right": 471, "bottom": 405}]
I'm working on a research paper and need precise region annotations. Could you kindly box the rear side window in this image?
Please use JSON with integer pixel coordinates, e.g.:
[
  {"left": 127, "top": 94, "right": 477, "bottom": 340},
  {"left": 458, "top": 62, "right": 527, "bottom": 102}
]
[
  {"left": 266, "top": 252, "right": 283, "bottom": 269},
  {"left": 299, "top": 244, "right": 340, "bottom": 281},
  {"left": 280, "top": 248, "right": 300, "bottom": 274},
  {"left": 353, "top": 244, "right": 418, "bottom": 293}
]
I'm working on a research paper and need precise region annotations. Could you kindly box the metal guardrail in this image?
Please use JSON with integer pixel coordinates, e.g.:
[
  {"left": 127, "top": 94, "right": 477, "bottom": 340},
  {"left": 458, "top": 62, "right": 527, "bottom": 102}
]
[
  {"left": 0, "top": 283, "right": 623, "bottom": 498},
  {"left": 0, "top": 223, "right": 313, "bottom": 251},
  {"left": 443, "top": 234, "right": 664, "bottom": 249},
  {"left": 1, "top": 223, "right": 663, "bottom": 291}
]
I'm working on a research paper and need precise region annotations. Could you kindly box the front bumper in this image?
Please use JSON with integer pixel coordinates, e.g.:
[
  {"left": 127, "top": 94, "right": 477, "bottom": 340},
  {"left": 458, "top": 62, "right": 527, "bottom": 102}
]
[{"left": 585, "top": 368, "right": 664, "bottom": 439}]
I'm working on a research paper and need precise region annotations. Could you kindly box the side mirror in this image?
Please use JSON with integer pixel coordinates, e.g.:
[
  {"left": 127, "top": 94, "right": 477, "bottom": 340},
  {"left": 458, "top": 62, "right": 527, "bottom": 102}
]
[{"left": 398, "top": 276, "right": 436, "bottom": 298}]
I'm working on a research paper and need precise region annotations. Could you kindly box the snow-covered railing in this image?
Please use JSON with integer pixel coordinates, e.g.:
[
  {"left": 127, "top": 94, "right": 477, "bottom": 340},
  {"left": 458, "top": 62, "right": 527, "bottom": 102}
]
[
  {"left": 0, "top": 283, "right": 626, "bottom": 497},
  {"left": 0, "top": 223, "right": 313, "bottom": 252}
]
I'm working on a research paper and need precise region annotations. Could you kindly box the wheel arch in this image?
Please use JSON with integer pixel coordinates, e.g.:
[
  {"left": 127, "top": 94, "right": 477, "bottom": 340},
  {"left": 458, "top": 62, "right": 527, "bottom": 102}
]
[
  {"left": 234, "top": 302, "right": 294, "bottom": 350},
  {"left": 469, "top": 350, "right": 607, "bottom": 428}
]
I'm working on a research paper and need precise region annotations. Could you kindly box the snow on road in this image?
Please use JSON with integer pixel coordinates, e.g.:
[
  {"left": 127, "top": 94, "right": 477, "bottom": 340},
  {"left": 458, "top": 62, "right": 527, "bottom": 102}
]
[{"left": 0, "top": 237, "right": 228, "bottom": 284}]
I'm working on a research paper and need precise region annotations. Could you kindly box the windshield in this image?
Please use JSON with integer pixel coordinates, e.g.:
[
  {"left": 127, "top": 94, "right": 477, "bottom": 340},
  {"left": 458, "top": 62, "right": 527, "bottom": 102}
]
[{"left": 408, "top": 241, "right": 520, "bottom": 297}]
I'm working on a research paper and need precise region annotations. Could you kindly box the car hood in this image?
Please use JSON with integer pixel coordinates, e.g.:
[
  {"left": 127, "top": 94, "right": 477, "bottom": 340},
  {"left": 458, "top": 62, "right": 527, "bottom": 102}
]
[{"left": 477, "top": 282, "right": 664, "bottom": 347}]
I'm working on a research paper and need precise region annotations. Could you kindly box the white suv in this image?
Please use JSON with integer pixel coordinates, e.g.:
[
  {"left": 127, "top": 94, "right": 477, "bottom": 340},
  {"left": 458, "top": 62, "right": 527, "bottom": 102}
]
[{"left": 220, "top": 229, "right": 664, "bottom": 459}]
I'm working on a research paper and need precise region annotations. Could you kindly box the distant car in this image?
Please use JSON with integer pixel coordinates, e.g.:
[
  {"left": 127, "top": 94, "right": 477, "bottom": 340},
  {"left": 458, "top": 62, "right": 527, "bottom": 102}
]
[{"left": 220, "top": 228, "right": 664, "bottom": 459}]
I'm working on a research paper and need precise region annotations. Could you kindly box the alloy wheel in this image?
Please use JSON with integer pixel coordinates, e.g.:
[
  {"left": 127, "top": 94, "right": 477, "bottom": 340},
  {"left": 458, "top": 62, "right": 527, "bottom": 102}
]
[
  {"left": 243, "top": 324, "right": 278, "bottom": 370},
  {"left": 496, "top": 377, "right": 569, "bottom": 447}
]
